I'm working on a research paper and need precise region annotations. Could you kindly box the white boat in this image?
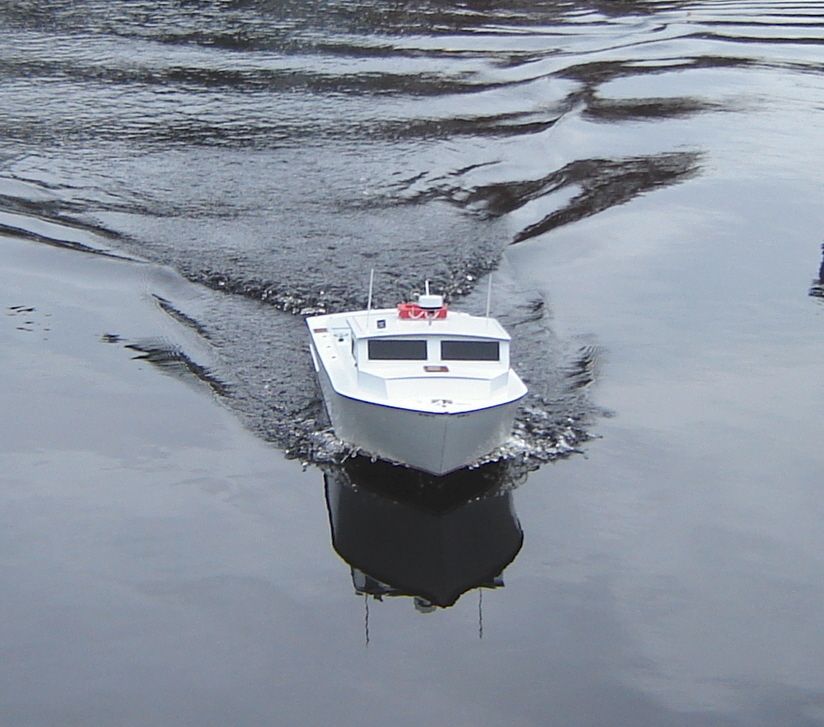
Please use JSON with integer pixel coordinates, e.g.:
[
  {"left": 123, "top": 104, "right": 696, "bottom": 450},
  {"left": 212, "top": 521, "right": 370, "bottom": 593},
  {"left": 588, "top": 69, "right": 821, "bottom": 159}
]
[{"left": 306, "top": 281, "right": 527, "bottom": 476}]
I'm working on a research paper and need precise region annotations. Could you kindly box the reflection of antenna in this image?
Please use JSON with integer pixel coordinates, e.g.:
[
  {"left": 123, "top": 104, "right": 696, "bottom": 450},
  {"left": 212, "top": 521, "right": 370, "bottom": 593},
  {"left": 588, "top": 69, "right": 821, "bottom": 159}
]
[
  {"left": 366, "top": 268, "right": 375, "bottom": 328},
  {"left": 364, "top": 593, "right": 370, "bottom": 648},
  {"left": 478, "top": 588, "right": 484, "bottom": 640}
]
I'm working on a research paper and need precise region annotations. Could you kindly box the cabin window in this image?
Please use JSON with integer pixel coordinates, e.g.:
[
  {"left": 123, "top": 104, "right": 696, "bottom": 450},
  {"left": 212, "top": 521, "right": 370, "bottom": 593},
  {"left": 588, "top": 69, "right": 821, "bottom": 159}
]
[
  {"left": 368, "top": 339, "right": 428, "bottom": 360},
  {"left": 441, "top": 340, "right": 500, "bottom": 361}
]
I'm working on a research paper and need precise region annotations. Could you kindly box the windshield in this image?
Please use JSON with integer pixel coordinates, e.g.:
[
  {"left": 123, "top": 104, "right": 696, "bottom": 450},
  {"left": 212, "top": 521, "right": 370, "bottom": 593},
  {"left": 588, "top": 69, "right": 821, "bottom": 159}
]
[
  {"left": 368, "top": 339, "right": 428, "bottom": 360},
  {"left": 441, "top": 340, "right": 500, "bottom": 361}
]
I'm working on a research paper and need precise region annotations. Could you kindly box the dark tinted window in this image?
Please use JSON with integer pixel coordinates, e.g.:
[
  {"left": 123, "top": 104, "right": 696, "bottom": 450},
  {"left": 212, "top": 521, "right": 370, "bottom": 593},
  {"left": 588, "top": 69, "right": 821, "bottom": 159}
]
[
  {"left": 368, "top": 339, "right": 427, "bottom": 360},
  {"left": 441, "top": 340, "right": 500, "bottom": 361}
]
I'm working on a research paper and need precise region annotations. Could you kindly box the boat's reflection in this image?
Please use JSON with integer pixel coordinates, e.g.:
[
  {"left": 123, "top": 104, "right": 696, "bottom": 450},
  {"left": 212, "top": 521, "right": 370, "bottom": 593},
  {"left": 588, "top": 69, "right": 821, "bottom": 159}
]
[
  {"left": 323, "top": 457, "right": 525, "bottom": 610},
  {"left": 811, "top": 243, "right": 824, "bottom": 300}
]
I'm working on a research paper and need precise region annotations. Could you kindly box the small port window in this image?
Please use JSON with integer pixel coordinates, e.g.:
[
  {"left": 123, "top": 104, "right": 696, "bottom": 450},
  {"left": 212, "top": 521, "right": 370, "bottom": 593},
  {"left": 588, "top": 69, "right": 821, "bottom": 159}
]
[
  {"left": 441, "top": 340, "right": 500, "bottom": 361},
  {"left": 368, "top": 339, "right": 428, "bottom": 360}
]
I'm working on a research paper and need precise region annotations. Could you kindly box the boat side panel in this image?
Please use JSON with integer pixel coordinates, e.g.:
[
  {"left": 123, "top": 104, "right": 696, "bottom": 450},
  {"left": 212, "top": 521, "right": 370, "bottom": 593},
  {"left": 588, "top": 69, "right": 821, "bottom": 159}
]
[{"left": 439, "top": 399, "right": 522, "bottom": 474}]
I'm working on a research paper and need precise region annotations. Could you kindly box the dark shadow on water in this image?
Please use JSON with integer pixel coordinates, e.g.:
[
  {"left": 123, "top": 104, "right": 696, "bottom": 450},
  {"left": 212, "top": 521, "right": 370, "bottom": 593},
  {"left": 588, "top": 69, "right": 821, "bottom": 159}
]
[
  {"left": 323, "top": 457, "right": 525, "bottom": 610},
  {"left": 390, "top": 152, "right": 701, "bottom": 246},
  {"left": 508, "top": 153, "right": 701, "bottom": 244},
  {"left": 101, "top": 334, "right": 232, "bottom": 397},
  {"left": 584, "top": 96, "right": 721, "bottom": 123},
  {"left": 811, "top": 243, "right": 824, "bottom": 301}
]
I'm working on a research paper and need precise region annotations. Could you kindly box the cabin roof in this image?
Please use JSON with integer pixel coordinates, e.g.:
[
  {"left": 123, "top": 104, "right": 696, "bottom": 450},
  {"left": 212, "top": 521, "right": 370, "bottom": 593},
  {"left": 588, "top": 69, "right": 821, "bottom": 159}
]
[{"left": 343, "top": 308, "right": 511, "bottom": 341}]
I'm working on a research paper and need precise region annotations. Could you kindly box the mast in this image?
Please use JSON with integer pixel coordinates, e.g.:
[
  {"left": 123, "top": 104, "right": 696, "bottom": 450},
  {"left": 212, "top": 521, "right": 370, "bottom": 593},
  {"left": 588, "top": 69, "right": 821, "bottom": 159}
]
[
  {"left": 366, "top": 268, "right": 375, "bottom": 328},
  {"left": 485, "top": 273, "right": 493, "bottom": 327}
]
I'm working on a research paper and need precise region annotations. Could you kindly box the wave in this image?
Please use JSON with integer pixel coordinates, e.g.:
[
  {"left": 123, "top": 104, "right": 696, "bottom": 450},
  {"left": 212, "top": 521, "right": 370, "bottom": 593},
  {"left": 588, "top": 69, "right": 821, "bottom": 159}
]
[{"left": 3, "top": 0, "right": 822, "bottom": 473}]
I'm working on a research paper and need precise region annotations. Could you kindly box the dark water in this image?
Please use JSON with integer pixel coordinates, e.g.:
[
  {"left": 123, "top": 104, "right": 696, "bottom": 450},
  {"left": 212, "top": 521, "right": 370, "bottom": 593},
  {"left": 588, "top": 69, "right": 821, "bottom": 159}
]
[{"left": 2, "top": 1, "right": 824, "bottom": 725}]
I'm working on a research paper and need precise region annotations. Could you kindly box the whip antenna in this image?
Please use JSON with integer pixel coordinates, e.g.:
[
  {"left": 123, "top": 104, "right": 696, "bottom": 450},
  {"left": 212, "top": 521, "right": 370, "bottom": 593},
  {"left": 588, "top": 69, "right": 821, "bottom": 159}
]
[{"left": 366, "top": 268, "right": 374, "bottom": 327}]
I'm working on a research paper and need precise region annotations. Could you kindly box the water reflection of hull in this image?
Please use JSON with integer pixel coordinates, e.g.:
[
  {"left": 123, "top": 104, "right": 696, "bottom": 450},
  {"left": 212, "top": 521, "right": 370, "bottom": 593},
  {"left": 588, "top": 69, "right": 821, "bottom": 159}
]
[
  {"left": 811, "top": 244, "right": 824, "bottom": 300},
  {"left": 324, "top": 459, "right": 523, "bottom": 608}
]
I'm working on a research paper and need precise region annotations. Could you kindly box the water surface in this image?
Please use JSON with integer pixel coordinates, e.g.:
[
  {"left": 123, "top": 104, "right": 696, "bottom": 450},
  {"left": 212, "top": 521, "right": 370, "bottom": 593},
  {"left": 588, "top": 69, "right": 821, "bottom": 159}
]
[{"left": 2, "top": 1, "right": 824, "bottom": 725}]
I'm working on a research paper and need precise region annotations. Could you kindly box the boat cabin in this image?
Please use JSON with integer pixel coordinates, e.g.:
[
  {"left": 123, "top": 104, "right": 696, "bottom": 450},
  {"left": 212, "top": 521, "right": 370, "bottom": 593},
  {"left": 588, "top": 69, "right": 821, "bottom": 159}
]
[{"left": 343, "top": 309, "right": 512, "bottom": 372}]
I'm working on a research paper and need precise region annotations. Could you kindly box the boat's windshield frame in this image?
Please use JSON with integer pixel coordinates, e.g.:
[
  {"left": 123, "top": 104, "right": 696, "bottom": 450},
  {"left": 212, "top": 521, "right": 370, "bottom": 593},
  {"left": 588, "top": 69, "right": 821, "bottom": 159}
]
[
  {"left": 440, "top": 339, "right": 500, "bottom": 361},
  {"left": 360, "top": 335, "right": 506, "bottom": 365},
  {"left": 367, "top": 339, "right": 428, "bottom": 361}
]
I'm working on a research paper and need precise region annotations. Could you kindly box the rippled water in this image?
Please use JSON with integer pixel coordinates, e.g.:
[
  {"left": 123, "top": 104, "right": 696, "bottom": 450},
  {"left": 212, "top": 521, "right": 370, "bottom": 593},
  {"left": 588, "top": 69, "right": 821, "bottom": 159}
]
[
  {"left": 2, "top": 1, "right": 824, "bottom": 724},
  {"left": 8, "top": 0, "right": 821, "bottom": 467}
]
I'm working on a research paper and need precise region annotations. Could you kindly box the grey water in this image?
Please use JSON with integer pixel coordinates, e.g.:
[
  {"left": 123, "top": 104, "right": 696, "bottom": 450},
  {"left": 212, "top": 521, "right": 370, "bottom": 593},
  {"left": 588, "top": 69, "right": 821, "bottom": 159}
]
[{"left": 2, "top": 1, "right": 824, "bottom": 725}]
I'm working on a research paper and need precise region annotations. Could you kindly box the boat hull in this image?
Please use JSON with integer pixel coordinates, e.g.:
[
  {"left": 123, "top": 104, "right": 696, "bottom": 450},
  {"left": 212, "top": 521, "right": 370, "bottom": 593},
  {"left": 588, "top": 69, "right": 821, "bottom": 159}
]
[{"left": 315, "top": 354, "right": 520, "bottom": 475}]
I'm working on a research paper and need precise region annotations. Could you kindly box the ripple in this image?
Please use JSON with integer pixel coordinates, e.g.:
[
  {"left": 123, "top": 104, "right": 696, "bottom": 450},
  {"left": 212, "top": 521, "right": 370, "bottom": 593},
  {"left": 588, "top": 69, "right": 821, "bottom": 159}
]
[{"left": 3, "top": 0, "right": 823, "bottom": 473}]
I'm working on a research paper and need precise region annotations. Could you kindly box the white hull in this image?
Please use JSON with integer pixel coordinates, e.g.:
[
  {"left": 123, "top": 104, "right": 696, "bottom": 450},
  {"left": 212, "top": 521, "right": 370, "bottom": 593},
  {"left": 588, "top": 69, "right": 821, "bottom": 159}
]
[{"left": 315, "top": 354, "right": 519, "bottom": 476}]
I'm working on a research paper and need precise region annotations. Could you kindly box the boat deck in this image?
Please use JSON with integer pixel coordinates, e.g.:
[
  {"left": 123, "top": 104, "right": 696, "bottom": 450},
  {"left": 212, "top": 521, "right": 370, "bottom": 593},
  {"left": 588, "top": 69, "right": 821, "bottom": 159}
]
[{"left": 307, "top": 308, "right": 526, "bottom": 415}]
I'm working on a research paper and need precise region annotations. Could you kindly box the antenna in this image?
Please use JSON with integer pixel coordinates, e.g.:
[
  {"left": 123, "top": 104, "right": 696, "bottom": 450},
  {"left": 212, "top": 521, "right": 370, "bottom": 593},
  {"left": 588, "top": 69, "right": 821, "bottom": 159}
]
[
  {"left": 485, "top": 273, "right": 493, "bottom": 325},
  {"left": 366, "top": 268, "right": 375, "bottom": 328}
]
